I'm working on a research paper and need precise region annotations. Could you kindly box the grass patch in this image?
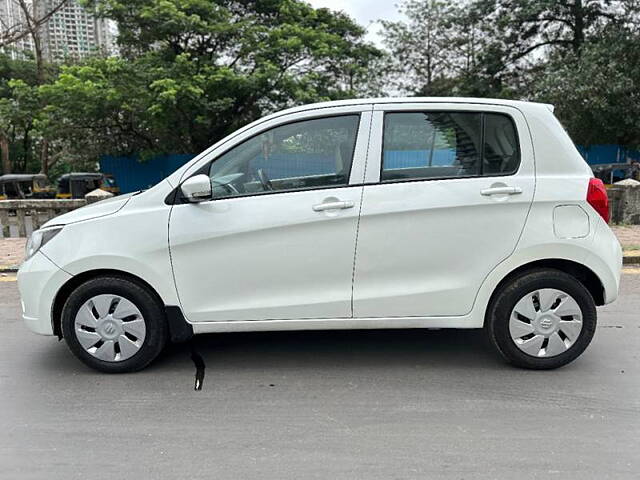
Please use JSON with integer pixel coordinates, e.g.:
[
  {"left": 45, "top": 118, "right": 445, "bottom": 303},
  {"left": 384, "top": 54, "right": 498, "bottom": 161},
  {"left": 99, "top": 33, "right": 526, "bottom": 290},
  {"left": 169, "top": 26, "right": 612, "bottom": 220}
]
[{"left": 623, "top": 245, "right": 640, "bottom": 256}]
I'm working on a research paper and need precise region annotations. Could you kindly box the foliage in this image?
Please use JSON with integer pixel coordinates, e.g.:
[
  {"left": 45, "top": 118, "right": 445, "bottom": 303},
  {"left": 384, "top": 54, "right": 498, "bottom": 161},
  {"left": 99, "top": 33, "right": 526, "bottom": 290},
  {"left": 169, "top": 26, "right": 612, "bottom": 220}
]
[
  {"left": 381, "top": 0, "right": 640, "bottom": 146},
  {"left": 380, "top": 0, "right": 457, "bottom": 95},
  {"left": 0, "top": 0, "right": 382, "bottom": 172},
  {"left": 0, "top": 79, "right": 40, "bottom": 173},
  {"left": 75, "top": 0, "right": 383, "bottom": 155},
  {"left": 534, "top": 26, "right": 640, "bottom": 147},
  {"left": 1, "top": 0, "right": 640, "bottom": 176}
]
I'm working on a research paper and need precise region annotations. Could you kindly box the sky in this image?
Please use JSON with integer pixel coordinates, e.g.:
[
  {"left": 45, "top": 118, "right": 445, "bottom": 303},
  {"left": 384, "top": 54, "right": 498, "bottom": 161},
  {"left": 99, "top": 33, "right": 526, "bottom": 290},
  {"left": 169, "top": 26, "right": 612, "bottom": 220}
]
[{"left": 307, "top": 0, "right": 405, "bottom": 46}]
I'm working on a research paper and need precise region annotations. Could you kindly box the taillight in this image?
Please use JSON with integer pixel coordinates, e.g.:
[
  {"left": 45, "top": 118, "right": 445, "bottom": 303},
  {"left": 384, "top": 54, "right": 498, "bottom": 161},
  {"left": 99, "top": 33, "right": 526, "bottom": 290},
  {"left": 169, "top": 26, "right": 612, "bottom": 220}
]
[{"left": 587, "top": 178, "right": 609, "bottom": 223}]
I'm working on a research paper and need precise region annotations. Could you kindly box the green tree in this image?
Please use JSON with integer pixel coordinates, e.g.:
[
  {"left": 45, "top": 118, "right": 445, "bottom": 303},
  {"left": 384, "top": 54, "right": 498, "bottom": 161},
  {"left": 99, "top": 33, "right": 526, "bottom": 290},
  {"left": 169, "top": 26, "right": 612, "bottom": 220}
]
[
  {"left": 46, "top": 0, "right": 384, "bottom": 157},
  {"left": 489, "top": 0, "right": 629, "bottom": 60},
  {"left": 380, "top": 0, "right": 457, "bottom": 95},
  {"left": 381, "top": 0, "right": 640, "bottom": 148},
  {"left": 381, "top": 0, "right": 519, "bottom": 97},
  {"left": 2, "top": 0, "right": 382, "bottom": 173},
  {"left": 0, "top": 79, "right": 41, "bottom": 172},
  {"left": 535, "top": 26, "right": 640, "bottom": 148},
  {"left": 38, "top": 58, "right": 152, "bottom": 162},
  {"left": 383, "top": 0, "right": 638, "bottom": 96},
  {"left": 0, "top": 55, "right": 43, "bottom": 174}
]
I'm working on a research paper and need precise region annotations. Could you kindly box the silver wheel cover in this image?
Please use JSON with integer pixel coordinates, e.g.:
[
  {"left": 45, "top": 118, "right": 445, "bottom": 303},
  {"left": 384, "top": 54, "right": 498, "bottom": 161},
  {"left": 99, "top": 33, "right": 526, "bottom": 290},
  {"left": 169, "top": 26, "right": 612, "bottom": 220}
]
[
  {"left": 509, "top": 288, "right": 583, "bottom": 358},
  {"left": 74, "top": 294, "right": 146, "bottom": 362}
]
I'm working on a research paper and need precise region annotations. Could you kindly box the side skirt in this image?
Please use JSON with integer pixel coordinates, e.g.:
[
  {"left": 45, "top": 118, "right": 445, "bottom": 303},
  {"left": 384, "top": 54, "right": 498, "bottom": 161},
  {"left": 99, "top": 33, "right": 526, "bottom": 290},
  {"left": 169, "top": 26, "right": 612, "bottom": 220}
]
[{"left": 190, "top": 316, "right": 483, "bottom": 334}]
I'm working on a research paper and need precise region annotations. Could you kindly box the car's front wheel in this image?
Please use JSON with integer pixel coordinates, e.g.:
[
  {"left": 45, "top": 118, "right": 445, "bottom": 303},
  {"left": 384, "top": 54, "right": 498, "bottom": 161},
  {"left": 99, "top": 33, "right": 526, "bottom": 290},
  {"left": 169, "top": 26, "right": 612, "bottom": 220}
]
[
  {"left": 486, "top": 268, "right": 597, "bottom": 369},
  {"left": 61, "top": 276, "right": 168, "bottom": 373}
]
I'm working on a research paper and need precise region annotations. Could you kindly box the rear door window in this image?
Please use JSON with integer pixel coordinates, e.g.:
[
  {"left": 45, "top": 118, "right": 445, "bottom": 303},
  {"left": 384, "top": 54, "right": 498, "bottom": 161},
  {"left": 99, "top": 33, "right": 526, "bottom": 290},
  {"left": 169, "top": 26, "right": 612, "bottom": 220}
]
[
  {"left": 382, "top": 112, "right": 482, "bottom": 181},
  {"left": 381, "top": 111, "right": 520, "bottom": 181}
]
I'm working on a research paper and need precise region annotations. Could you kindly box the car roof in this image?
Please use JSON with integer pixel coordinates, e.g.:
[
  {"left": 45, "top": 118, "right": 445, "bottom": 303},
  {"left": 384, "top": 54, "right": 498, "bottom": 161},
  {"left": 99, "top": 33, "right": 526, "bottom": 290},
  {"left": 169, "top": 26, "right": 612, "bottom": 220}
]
[{"left": 265, "top": 97, "right": 554, "bottom": 119}]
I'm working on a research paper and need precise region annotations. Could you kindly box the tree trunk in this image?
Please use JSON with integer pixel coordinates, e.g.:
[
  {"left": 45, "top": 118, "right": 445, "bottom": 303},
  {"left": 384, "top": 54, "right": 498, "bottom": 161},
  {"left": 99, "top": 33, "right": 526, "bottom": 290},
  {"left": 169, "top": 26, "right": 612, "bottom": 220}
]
[
  {"left": 0, "top": 134, "right": 10, "bottom": 174},
  {"left": 572, "top": 0, "right": 585, "bottom": 54},
  {"left": 22, "top": 125, "right": 32, "bottom": 172},
  {"left": 32, "top": 28, "right": 46, "bottom": 84},
  {"left": 19, "top": 0, "right": 47, "bottom": 84},
  {"left": 40, "top": 138, "right": 49, "bottom": 175}
]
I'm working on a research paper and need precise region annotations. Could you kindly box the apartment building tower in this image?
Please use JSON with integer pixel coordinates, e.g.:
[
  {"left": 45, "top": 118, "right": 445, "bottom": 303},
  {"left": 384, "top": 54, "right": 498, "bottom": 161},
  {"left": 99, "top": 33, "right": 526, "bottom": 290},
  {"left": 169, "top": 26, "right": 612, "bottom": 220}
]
[
  {"left": 1, "top": 0, "right": 115, "bottom": 61},
  {"left": 0, "top": 0, "right": 35, "bottom": 59},
  {"left": 36, "top": 0, "right": 115, "bottom": 61}
]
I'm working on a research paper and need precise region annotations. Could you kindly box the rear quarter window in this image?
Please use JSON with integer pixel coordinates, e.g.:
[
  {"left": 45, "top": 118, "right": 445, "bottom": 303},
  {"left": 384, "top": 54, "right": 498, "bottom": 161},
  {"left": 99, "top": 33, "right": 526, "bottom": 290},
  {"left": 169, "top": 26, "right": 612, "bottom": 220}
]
[{"left": 482, "top": 113, "right": 520, "bottom": 176}]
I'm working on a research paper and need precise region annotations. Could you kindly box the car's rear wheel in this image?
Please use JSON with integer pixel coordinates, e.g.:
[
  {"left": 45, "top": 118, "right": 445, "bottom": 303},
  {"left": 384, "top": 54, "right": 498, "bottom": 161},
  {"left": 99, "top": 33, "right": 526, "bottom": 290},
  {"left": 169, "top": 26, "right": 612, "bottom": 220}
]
[
  {"left": 486, "top": 268, "right": 597, "bottom": 369},
  {"left": 61, "top": 276, "right": 168, "bottom": 373}
]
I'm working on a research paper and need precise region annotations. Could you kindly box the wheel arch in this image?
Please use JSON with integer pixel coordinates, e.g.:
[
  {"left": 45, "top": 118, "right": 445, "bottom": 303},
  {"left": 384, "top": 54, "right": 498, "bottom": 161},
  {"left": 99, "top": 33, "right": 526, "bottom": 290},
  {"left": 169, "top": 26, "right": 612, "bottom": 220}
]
[
  {"left": 484, "top": 258, "right": 605, "bottom": 328},
  {"left": 51, "top": 269, "right": 168, "bottom": 339}
]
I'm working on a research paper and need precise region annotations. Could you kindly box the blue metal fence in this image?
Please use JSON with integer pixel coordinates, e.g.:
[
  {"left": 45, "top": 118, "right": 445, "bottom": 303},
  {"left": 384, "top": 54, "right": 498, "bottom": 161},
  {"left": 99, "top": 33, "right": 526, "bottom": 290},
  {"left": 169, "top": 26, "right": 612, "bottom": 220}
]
[
  {"left": 576, "top": 144, "right": 640, "bottom": 165},
  {"left": 100, "top": 154, "right": 195, "bottom": 193}
]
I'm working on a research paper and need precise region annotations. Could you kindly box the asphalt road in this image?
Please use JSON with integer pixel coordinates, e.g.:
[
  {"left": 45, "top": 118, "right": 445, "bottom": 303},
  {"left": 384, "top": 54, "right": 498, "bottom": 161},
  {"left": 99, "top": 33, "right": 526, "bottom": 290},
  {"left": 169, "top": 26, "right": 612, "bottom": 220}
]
[{"left": 1, "top": 271, "right": 639, "bottom": 480}]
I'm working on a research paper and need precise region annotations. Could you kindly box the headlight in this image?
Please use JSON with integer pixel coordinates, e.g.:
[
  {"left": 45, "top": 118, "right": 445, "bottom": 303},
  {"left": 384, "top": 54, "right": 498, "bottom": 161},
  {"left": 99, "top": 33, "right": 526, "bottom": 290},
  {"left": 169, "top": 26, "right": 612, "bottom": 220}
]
[{"left": 25, "top": 226, "right": 63, "bottom": 261}]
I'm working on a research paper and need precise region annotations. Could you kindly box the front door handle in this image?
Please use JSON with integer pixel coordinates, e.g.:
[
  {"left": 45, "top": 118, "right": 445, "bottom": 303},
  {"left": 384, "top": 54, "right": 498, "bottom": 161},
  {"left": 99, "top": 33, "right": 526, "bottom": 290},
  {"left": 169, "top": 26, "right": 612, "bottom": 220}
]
[
  {"left": 480, "top": 186, "right": 522, "bottom": 196},
  {"left": 312, "top": 200, "right": 355, "bottom": 212}
]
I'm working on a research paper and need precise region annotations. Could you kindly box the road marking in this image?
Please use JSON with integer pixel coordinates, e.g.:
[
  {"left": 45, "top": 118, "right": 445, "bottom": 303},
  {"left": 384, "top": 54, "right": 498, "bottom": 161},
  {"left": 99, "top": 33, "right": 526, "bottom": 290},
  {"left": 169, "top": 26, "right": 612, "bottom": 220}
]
[{"left": 0, "top": 275, "right": 16, "bottom": 282}]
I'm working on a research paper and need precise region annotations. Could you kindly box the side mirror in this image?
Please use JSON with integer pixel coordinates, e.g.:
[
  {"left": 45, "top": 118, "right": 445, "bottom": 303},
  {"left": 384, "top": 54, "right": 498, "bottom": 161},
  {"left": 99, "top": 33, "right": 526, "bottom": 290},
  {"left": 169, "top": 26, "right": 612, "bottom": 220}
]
[{"left": 180, "top": 174, "right": 212, "bottom": 203}]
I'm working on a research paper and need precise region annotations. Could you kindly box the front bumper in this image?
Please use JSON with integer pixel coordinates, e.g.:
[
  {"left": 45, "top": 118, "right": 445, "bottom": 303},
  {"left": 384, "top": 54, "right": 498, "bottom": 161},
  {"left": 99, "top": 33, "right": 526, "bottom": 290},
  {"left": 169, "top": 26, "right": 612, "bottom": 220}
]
[{"left": 17, "top": 252, "right": 72, "bottom": 335}]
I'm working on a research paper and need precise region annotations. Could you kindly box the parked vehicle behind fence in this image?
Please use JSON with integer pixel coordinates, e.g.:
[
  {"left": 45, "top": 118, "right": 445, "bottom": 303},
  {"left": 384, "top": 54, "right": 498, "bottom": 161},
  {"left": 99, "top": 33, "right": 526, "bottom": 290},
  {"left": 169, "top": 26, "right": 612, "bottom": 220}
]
[
  {"left": 17, "top": 97, "right": 622, "bottom": 372},
  {"left": 592, "top": 162, "right": 640, "bottom": 185},
  {"left": 0, "top": 174, "right": 56, "bottom": 200},
  {"left": 56, "top": 172, "right": 120, "bottom": 199}
]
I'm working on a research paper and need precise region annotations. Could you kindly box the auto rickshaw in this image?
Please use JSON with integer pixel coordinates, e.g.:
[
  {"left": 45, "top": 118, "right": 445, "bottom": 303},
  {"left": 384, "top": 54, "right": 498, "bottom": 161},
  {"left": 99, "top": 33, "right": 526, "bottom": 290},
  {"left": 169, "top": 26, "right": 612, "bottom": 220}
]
[
  {"left": 101, "top": 173, "right": 120, "bottom": 195},
  {"left": 592, "top": 162, "right": 640, "bottom": 186},
  {"left": 0, "top": 173, "right": 57, "bottom": 199},
  {"left": 56, "top": 173, "right": 120, "bottom": 199}
]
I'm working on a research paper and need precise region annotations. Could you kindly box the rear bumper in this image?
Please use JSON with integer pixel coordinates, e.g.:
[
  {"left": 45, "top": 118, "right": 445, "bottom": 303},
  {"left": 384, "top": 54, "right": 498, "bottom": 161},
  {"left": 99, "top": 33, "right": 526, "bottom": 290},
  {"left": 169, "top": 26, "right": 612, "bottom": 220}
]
[
  {"left": 17, "top": 252, "right": 72, "bottom": 336},
  {"left": 586, "top": 219, "right": 622, "bottom": 304}
]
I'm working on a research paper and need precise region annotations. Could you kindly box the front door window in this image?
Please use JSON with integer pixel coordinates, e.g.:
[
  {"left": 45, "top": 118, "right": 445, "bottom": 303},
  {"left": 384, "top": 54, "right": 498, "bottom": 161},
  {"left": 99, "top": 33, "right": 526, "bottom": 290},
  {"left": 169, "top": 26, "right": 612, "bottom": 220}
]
[{"left": 208, "top": 115, "right": 361, "bottom": 198}]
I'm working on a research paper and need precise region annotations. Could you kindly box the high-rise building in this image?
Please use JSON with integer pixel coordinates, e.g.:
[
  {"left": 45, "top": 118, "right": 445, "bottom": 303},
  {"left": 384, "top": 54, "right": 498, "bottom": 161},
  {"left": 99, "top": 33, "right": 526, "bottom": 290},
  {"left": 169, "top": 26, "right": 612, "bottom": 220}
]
[
  {"left": 0, "top": 0, "right": 35, "bottom": 59},
  {"left": 35, "top": 0, "right": 116, "bottom": 61},
  {"left": 1, "top": 0, "right": 116, "bottom": 62}
]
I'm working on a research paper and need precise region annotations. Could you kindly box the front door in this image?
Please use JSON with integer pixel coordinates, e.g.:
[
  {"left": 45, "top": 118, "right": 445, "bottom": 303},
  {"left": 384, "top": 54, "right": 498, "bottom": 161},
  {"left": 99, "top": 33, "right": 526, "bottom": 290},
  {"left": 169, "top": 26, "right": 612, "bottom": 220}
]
[
  {"left": 353, "top": 104, "right": 535, "bottom": 318},
  {"left": 169, "top": 111, "right": 370, "bottom": 322}
]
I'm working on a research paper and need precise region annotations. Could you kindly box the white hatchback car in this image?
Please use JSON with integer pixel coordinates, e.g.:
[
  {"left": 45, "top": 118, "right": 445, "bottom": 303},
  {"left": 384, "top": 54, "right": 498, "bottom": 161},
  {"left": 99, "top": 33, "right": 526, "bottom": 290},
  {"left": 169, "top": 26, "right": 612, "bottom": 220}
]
[{"left": 18, "top": 98, "right": 622, "bottom": 372}]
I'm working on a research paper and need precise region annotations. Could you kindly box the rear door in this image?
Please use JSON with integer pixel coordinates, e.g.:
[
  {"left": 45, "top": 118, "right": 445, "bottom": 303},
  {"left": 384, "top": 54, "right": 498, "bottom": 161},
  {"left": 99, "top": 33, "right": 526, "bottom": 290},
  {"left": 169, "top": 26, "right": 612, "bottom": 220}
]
[{"left": 353, "top": 102, "right": 535, "bottom": 318}]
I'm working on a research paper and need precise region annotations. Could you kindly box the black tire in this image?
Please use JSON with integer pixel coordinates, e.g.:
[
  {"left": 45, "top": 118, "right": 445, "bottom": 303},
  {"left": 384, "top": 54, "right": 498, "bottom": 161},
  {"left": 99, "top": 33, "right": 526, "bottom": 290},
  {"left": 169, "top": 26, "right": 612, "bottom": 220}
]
[
  {"left": 61, "top": 276, "right": 168, "bottom": 373},
  {"left": 486, "top": 268, "right": 597, "bottom": 370}
]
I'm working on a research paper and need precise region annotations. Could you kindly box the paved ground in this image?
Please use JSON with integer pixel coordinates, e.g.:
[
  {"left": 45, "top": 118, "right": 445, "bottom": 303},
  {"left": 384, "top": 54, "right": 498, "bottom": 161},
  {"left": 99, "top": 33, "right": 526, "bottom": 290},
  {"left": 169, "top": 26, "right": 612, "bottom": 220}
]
[
  {"left": 612, "top": 225, "right": 640, "bottom": 250},
  {"left": 0, "top": 238, "right": 25, "bottom": 269},
  {"left": 1, "top": 271, "right": 639, "bottom": 479}
]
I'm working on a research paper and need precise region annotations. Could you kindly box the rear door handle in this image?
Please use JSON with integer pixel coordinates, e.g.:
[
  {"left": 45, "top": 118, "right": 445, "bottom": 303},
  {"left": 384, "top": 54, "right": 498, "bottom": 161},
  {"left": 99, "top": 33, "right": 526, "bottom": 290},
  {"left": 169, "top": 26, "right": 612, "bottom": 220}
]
[
  {"left": 312, "top": 200, "right": 355, "bottom": 212},
  {"left": 480, "top": 186, "right": 522, "bottom": 196}
]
